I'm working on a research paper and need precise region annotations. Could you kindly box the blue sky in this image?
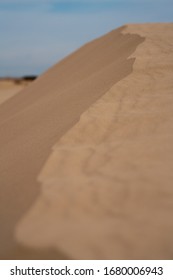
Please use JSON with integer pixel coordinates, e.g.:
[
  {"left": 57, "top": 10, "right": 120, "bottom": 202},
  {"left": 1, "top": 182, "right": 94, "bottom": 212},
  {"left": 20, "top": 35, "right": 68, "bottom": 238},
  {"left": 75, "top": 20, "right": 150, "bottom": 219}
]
[{"left": 0, "top": 0, "right": 172, "bottom": 77}]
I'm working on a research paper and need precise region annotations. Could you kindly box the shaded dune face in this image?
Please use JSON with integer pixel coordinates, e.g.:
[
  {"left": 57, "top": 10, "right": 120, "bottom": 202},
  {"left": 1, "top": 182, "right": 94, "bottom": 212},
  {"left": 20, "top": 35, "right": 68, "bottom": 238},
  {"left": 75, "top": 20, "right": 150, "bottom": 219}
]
[{"left": 0, "top": 26, "right": 144, "bottom": 259}]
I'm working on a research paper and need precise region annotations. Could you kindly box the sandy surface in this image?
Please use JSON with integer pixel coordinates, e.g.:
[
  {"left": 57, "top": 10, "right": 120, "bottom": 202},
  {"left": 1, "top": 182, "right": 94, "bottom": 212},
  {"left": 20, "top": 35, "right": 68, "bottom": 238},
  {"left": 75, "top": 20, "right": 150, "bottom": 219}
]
[
  {"left": 0, "top": 26, "right": 143, "bottom": 259},
  {"left": 1, "top": 23, "right": 173, "bottom": 259},
  {"left": 0, "top": 79, "right": 29, "bottom": 105}
]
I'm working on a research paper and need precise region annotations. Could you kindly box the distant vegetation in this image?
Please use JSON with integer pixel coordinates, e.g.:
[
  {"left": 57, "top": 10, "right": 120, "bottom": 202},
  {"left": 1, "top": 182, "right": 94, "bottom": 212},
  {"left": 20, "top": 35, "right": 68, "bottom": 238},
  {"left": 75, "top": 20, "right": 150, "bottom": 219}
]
[
  {"left": 12, "top": 76, "right": 38, "bottom": 84},
  {"left": 22, "top": 75, "right": 38, "bottom": 81}
]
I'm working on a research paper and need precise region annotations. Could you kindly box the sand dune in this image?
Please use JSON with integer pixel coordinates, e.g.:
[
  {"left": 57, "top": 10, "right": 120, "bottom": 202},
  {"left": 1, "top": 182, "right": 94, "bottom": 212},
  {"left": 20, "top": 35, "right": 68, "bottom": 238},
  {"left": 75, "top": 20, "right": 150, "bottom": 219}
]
[
  {"left": 0, "top": 78, "right": 30, "bottom": 105},
  {"left": 1, "top": 23, "right": 173, "bottom": 259}
]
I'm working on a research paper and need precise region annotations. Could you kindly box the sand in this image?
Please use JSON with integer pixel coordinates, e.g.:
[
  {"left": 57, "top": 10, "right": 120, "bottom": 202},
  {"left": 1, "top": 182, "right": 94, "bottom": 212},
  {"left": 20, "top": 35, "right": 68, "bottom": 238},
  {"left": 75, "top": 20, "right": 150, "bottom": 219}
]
[
  {"left": 0, "top": 79, "right": 30, "bottom": 105},
  {"left": 1, "top": 23, "right": 173, "bottom": 259}
]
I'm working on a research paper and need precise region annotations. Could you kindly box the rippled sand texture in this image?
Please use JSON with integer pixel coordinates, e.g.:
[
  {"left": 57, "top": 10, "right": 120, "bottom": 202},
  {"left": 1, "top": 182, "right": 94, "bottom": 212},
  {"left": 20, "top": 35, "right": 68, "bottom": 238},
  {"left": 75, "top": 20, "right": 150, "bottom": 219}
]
[{"left": 15, "top": 24, "right": 173, "bottom": 259}]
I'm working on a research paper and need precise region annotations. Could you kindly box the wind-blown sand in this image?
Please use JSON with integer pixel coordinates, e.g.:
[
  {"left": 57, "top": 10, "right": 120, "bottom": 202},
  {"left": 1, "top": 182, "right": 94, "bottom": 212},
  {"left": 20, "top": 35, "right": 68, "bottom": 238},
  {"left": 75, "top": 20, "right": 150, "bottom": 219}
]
[{"left": 0, "top": 23, "right": 173, "bottom": 259}]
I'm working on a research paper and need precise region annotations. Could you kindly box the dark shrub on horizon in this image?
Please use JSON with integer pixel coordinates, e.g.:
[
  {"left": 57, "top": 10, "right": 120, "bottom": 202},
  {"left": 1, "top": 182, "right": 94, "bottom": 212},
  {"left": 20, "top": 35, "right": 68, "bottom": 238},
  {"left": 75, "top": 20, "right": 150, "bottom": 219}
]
[{"left": 22, "top": 75, "right": 38, "bottom": 81}]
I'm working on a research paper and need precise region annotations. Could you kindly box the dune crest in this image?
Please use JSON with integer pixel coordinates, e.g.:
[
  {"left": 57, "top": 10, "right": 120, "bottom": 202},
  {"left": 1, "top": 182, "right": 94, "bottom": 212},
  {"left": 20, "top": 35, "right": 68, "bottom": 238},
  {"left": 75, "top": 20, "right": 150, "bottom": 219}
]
[{"left": 15, "top": 23, "right": 173, "bottom": 259}]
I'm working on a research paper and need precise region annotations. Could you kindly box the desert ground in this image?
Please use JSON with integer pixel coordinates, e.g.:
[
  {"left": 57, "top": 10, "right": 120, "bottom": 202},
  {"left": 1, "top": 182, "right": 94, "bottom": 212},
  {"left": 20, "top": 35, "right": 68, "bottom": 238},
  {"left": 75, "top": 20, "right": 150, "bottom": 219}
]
[
  {"left": 0, "top": 23, "right": 173, "bottom": 259},
  {"left": 0, "top": 78, "right": 32, "bottom": 105}
]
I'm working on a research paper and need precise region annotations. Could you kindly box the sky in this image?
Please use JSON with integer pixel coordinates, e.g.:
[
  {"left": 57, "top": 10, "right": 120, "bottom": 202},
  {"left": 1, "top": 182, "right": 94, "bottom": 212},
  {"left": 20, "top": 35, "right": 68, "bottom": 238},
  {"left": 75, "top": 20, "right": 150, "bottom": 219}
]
[{"left": 0, "top": 0, "right": 172, "bottom": 77}]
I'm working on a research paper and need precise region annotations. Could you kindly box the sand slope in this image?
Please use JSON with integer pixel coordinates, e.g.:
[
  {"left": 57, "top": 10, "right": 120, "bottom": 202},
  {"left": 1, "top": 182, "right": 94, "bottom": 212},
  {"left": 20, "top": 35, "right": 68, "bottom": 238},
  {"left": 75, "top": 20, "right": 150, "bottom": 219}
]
[
  {"left": 15, "top": 23, "right": 173, "bottom": 259},
  {"left": 0, "top": 79, "right": 29, "bottom": 105},
  {"left": 0, "top": 26, "right": 143, "bottom": 259}
]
